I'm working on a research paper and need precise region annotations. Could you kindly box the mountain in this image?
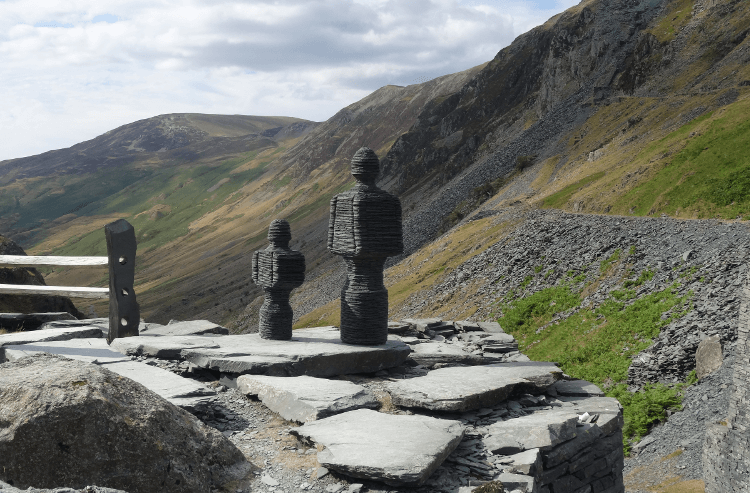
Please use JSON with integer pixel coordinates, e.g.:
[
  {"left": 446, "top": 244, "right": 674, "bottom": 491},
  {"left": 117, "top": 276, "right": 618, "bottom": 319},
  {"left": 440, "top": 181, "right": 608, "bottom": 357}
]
[{"left": 1, "top": 0, "right": 747, "bottom": 330}]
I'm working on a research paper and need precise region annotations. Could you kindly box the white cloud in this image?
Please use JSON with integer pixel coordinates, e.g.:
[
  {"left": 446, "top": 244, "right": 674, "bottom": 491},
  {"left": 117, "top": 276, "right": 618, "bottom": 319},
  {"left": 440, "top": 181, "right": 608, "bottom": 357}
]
[{"left": 0, "top": 0, "right": 577, "bottom": 161}]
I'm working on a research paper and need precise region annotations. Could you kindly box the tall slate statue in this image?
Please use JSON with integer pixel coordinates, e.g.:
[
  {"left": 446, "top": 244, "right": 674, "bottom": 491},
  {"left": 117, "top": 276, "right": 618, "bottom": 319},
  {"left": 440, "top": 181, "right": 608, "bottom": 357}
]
[
  {"left": 328, "top": 147, "right": 403, "bottom": 345},
  {"left": 252, "top": 219, "right": 305, "bottom": 340}
]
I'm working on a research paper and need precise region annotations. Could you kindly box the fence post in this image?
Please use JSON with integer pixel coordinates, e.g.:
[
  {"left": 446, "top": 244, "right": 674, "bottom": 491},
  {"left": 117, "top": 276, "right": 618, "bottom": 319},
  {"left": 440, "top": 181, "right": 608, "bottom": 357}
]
[{"left": 105, "top": 219, "right": 139, "bottom": 343}]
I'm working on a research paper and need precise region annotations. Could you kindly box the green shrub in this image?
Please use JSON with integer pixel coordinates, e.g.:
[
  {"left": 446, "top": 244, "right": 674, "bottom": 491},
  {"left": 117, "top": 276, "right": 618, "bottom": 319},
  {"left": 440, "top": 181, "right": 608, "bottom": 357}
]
[{"left": 608, "top": 383, "right": 683, "bottom": 454}]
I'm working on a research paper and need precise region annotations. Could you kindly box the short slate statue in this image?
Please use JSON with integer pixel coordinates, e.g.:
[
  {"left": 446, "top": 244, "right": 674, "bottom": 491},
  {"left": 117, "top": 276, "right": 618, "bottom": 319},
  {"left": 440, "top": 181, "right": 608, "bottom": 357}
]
[
  {"left": 252, "top": 219, "right": 305, "bottom": 340},
  {"left": 328, "top": 147, "right": 403, "bottom": 345}
]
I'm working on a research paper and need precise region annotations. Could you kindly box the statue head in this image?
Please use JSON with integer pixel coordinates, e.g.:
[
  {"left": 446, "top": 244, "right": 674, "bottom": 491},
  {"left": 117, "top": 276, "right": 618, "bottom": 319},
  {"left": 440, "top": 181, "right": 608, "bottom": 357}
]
[
  {"left": 267, "top": 219, "right": 291, "bottom": 249},
  {"left": 350, "top": 147, "right": 379, "bottom": 185}
]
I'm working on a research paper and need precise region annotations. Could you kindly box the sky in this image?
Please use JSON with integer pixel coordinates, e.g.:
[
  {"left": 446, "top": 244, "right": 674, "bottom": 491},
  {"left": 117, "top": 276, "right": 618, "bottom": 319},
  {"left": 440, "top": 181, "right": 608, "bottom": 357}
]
[{"left": 0, "top": 0, "right": 578, "bottom": 162}]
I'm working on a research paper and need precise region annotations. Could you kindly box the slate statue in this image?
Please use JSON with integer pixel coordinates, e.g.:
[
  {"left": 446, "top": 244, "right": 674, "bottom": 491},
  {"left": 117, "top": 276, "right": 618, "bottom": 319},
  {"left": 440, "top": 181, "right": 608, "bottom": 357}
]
[
  {"left": 328, "top": 147, "right": 403, "bottom": 345},
  {"left": 252, "top": 219, "right": 305, "bottom": 340}
]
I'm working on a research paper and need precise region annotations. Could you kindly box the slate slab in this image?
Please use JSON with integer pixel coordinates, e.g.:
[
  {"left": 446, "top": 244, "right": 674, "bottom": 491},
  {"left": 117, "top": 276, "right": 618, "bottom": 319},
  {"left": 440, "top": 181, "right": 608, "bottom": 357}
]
[
  {"left": 111, "top": 335, "right": 222, "bottom": 359},
  {"left": 0, "top": 312, "right": 77, "bottom": 331},
  {"left": 290, "top": 409, "right": 464, "bottom": 486},
  {"left": 551, "top": 379, "right": 605, "bottom": 397},
  {"left": 454, "top": 321, "right": 483, "bottom": 332},
  {"left": 386, "top": 362, "right": 563, "bottom": 412},
  {"left": 0, "top": 325, "right": 105, "bottom": 347},
  {"left": 477, "top": 322, "right": 506, "bottom": 333},
  {"left": 695, "top": 335, "right": 722, "bottom": 379},
  {"left": 2, "top": 338, "right": 215, "bottom": 412},
  {"left": 402, "top": 318, "right": 443, "bottom": 332},
  {"left": 407, "top": 341, "right": 483, "bottom": 367},
  {"left": 483, "top": 410, "right": 579, "bottom": 454},
  {"left": 139, "top": 320, "right": 230, "bottom": 337},
  {"left": 38, "top": 318, "right": 109, "bottom": 329},
  {"left": 113, "top": 326, "right": 411, "bottom": 377},
  {"left": 237, "top": 375, "right": 380, "bottom": 422}
]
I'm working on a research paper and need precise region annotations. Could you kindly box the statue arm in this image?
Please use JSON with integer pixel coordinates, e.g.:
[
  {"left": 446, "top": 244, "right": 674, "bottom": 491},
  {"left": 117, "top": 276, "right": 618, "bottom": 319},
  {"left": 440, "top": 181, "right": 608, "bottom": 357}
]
[
  {"left": 251, "top": 251, "right": 259, "bottom": 284},
  {"left": 327, "top": 196, "right": 337, "bottom": 251}
]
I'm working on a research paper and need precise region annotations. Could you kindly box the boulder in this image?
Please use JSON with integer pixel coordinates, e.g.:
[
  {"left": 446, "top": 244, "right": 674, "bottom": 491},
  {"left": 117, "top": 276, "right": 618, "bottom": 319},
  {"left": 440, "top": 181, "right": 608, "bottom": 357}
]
[
  {"left": 386, "top": 362, "right": 562, "bottom": 412},
  {"left": 483, "top": 411, "right": 579, "bottom": 455},
  {"left": 695, "top": 335, "right": 723, "bottom": 380},
  {"left": 290, "top": 409, "right": 464, "bottom": 486},
  {"left": 0, "top": 354, "right": 252, "bottom": 492},
  {"left": 236, "top": 375, "right": 380, "bottom": 422},
  {"left": 1, "top": 338, "right": 216, "bottom": 412}
]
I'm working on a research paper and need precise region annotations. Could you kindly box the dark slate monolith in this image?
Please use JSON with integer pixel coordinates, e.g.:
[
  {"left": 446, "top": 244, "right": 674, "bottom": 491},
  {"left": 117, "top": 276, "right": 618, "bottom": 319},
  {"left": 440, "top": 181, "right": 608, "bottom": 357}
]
[
  {"left": 105, "top": 219, "right": 140, "bottom": 344},
  {"left": 328, "top": 147, "right": 403, "bottom": 345},
  {"left": 252, "top": 219, "right": 306, "bottom": 340}
]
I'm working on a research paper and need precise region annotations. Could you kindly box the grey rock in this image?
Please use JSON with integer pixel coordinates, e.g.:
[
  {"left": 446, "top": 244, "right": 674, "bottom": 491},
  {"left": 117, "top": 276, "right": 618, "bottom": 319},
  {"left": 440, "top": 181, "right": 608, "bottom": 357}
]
[
  {"left": 551, "top": 379, "right": 605, "bottom": 397},
  {"left": 0, "top": 481, "right": 129, "bottom": 493},
  {"left": 478, "top": 322, "right": 506, "bottom": 333},
  {"left": 0, "top": 354, "right": 251, "bottom": 492},
  {"left": 0, "top": 312, "right": 77, "bottom": 332},
  {"left": 402, "top": 318, "right": 444, "bottom": 332},
  {"left": 291, "top": 409, "right": 463, "bottom": 486},
  {"left": 1, "top": 338, "right": 216, "bottom": 412},
  {"left": 386, "top": 362, "right": 562, "bottom": 412},
  {"left": 555, "top": 396, "right": 622, "bottom": 415},
  {"left": 114, "top": 326, "right": 410, "bottom": 377},
  {"left": 505, "top": 448, "right": 542, "bottom": 475},
  {"left": 138, "top": 320, "right": 229, "bottom": 337},
  {"left": 387, "top": 321, "right": 412, "bottom": 334},
  {"left": 695, "top": 335, "right": 722, "bottom": 380},
  {"left": 329, "top": 148, "right": 403, "bottom": 345},
  {"left": 494, "top": 473, "right": 536, "bottom": 492},
  {"left": 483, "top": 411, "right": 579, "bottom": 454},
  {"left": 631, "top": 435, "right": 655, "bottom": 454},
  {"left": 455, "top": 320, "right": 483, "bottom": 332},
  {"left": 38, "top": 318, "right": 110, "bottom": 331},
  {"left": 0, "top": 325, "right": 104, "bottom": 348},
  {"left": 407, "top": 341, "right": 484, "bottom": 367},
  {"left": 236, "top": 375, "right": 379, "bottom": 422}
]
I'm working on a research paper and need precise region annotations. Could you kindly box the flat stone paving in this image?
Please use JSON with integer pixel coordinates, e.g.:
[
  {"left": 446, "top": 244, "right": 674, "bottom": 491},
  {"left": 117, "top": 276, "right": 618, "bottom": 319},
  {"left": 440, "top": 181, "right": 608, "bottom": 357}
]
[
  {"left": 290, "top": 409, "right": 464, "bottom": 487},
  {"left": 2, "top": 338, "right": 215, "bottom": 412},
  {"left": 407, "top": 341, "right": 483, "bottom": 367},
  {"left": 386, "top": 362, "right": 563, "bottom": 412},
  {"left": 237, "top": 375, "right": 380, "bottom": 423},
  {"left": 0, "top": 325, "right": 105, "bottom": 347},
  {"left": 114, "top": 326, "right": 411, "bottom": 377},
  {"left": 138, "top": 320, "right": 230, "bottom": 337}
]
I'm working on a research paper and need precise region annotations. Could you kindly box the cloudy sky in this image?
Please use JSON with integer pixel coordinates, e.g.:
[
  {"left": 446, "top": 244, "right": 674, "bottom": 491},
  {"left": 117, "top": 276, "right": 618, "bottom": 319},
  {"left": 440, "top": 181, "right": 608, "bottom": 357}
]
[{"left": 1, "top": 0, "right": 578, "bottom": 161}]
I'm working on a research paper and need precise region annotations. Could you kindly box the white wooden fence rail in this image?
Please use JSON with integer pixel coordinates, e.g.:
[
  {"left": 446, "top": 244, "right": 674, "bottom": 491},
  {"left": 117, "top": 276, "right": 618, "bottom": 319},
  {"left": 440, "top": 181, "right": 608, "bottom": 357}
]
[{"left": 0, "top": 255, "right": 110, "bottom": 299}]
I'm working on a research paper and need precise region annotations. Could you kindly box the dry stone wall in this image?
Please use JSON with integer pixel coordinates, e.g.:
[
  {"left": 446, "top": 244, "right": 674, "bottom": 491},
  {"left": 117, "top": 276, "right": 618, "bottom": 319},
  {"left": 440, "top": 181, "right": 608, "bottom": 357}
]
[{"left": 702, "top": 261, "right": 750, "bottom": 491}]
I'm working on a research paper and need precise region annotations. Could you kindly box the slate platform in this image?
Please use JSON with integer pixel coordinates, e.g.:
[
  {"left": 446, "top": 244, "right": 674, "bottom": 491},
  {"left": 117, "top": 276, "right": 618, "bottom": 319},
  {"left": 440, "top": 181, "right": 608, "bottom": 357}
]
[{"left": 112, "top": 326, "right": 411, "bottom": 377}]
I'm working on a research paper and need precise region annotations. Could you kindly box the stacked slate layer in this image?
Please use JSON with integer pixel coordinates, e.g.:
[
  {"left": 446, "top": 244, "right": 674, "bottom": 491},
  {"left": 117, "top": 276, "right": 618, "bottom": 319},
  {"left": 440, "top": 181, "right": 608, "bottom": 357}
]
[
  {"left": 328, "top": 147, "right": 403, "bottom": 345},
  {"left": 252, "top": 219, "right": 305, "bottom": 340},
  {"left": 703, "top": 263, "right": 750, "bottom": 491}
]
